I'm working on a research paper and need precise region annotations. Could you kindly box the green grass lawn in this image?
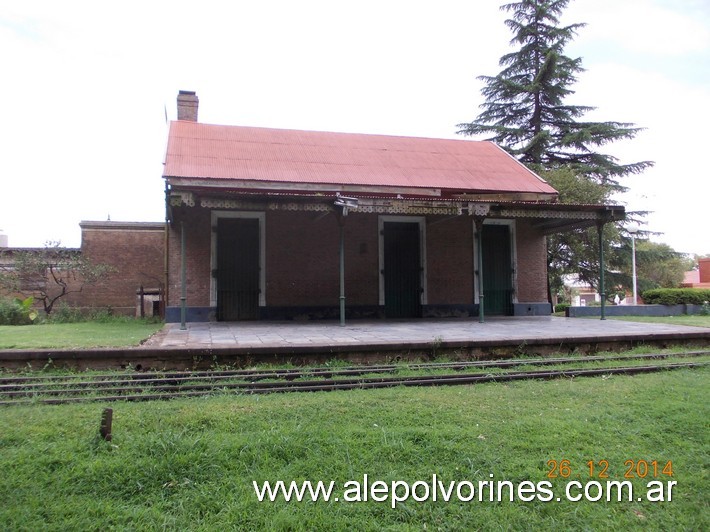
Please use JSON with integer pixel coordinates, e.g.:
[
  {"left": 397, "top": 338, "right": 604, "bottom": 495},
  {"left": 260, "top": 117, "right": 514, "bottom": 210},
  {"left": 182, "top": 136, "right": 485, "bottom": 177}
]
[
  {"left": 609, "top": 315, "right": 710, "bottom": 328},
  {"left": 0, "top": 367, "right": 707, "bottom": 530},
  {"left": 0, "top": 320, "right": 164, "bottom": 349}
]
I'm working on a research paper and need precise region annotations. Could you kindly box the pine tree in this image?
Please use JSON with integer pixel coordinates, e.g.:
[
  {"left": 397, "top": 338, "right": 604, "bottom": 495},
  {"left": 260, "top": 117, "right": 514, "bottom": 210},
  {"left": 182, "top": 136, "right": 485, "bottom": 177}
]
[{"left": 458, "top": 0, "right": 652, "bottom": 190}]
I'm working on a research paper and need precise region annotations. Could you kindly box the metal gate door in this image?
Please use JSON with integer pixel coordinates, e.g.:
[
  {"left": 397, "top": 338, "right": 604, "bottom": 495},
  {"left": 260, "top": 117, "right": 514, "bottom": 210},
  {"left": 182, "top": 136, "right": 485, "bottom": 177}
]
[
  {"left": 216, "top": 218, "right": 260, "bottom": 320},
  {"left": 383, "top": 222, "right": 422, "bottom": 318},
  {"left": 481, "top": 224, "right": 513, "bottom": 316}
]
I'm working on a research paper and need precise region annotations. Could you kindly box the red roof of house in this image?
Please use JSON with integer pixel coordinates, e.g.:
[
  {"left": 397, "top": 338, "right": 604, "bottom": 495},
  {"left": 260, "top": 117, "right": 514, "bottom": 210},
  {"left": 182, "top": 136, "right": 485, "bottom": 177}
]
[{"left": 163, "top": 121, "right": 558, "bottom": 197}]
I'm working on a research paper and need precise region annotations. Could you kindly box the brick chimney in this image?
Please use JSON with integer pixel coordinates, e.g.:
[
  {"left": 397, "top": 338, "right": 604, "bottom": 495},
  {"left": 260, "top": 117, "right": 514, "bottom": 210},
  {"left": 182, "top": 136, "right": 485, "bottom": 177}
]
[{"left": 177, "top": 90, "right": 199, "bottom": 121}]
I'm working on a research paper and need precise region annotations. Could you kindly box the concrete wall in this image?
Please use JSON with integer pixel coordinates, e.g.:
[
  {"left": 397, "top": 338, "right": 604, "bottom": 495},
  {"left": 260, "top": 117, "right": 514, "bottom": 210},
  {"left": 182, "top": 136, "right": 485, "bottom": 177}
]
[{"left": 567, "top": 304, "right": 707, "bottom": 317}]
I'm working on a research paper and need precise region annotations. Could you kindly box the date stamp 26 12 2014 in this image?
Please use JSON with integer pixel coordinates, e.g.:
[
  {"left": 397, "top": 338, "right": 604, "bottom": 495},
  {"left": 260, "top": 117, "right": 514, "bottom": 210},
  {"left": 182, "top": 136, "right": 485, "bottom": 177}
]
[{"left": 547, "top": 459, "right": 674, "bottom": 479}]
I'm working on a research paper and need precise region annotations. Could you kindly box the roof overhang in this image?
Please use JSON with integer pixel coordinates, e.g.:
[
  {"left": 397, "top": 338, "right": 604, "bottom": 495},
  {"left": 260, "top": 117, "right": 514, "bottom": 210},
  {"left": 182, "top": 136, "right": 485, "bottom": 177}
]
[
  {"left": 167, "top": 186, "right": 623, "bottom": 235},
  {"left": 488, "top": 202, "right": 626, "bottom": 234},
  {"left": 164, "top": 175, "right": 558, "bottom": 202},
  {"left": 166, "top": 176, "right": 442, "bottom": 197}
]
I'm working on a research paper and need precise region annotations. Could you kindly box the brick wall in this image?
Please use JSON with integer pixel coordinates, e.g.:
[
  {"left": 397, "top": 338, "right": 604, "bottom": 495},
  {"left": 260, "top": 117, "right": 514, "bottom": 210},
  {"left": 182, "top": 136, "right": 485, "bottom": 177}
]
[
  {"left": 700, "top": 258, "right": 710, "bottom": 283},
  {"left": 266, "top": 210, "right": 380, "bottom": 307},
  {"left": 5, "top": 213, "right": 550, "bottom": 319},
  {"left": 168, "top": 206, "right": 550, "bottom": 319},
  {"left": 341, "top": 214, "right": 380, "bottom": 305},
  {"left": 167, "top": 208, "right": 382, "bottom": 316},
  {"left": 426, "top": 216, "right": 473, "bottom": 304},
  {"left": 167, "top": 207, "right": 211, "bottom": 307},
  {"left": 266, "top": 210, "right": 340, "bottom": 306},
  {"left": 515, "top": 222, "right": 548, "bottom": 303},
  {"left": 79, "top": 221, "right": 165, "bottom": 315}
]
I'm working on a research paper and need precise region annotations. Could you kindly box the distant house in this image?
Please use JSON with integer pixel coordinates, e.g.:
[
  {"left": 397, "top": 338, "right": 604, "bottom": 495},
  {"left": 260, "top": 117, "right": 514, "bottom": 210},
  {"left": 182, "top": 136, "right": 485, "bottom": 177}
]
[
  {"left": 681, "top": 258, "right": 710, "bottom": 289},
  {"left": 562, "top": 274, "right": 603, "bottom": 307},
  {"left": 162, "top": 91, "right": 625, "bottom": 322}
]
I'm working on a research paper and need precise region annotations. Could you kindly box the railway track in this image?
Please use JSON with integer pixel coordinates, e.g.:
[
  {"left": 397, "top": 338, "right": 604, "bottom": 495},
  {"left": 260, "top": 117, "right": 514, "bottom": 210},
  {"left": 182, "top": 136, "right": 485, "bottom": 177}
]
[{"left": 1, "top": 350, "right": 707, "bottom": 406}]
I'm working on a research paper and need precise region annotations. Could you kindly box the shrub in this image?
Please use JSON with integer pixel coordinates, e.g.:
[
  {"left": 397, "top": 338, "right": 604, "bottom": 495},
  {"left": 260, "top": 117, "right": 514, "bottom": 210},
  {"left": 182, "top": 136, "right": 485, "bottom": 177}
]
[
  {"left": 554, "top": 303, "right": 570, "bottom": 313},
  {"left": 0, "top": 297, "right": 38, "bottom": 325},
  {"left": 86, "top": 307, "right": 118, "bottom": 323},
  {"left": 641, "top": 288, "right": 710, "bottom": 306},
  {"left": 42, "top": 306, "right": 161, "bottom": 324},
  {"left": 46, "top": 304, "right": 87, "bottom": 323},
  {"left": 44, "top": 305, "right": 119, "bottom": 323}
]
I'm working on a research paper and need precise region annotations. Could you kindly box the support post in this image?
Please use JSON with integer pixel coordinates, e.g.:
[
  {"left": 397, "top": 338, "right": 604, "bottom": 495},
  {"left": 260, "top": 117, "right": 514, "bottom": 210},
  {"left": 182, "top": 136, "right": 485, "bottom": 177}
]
[
  {"left": 339, "top": 220, "right": 346, "bottom": 327},
  {"left": 475, "top": 218, "right": 485, "bottom": 323},
  {"left": 597, "top": 222, "right": 606, "bottom": 321},
  {"left": 631, "top": 233, "right": 638, "bottom": 305},
  {"left": 333, "top": 195, "right": 358, "bottom": 326},
  {"left": 180, "top": 221, "right": 187, "bottom": 330}
]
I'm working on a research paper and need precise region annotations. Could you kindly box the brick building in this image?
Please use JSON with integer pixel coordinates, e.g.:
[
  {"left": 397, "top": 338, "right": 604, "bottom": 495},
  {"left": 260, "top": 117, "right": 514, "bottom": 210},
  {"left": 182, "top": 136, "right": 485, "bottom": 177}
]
[
  {"left": 163, "top": 91, "right": 624, "bottom": 322},
  {"left": 0, "top": 221, "right": 165, "bottom": 317},
  {"left": 78, "top": 221, "right": 165, "bottom": 316},
  {"left": 682, "top": 258, "right": 710, "bottom": 289}
]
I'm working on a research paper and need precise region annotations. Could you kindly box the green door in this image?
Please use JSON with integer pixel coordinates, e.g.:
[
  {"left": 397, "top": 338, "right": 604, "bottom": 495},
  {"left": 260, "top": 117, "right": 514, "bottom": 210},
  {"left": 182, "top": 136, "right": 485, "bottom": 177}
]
[
  {"left": 481, "top": 224, "right": 513, "bottom": 316},
  {"left": 383, "top": 222, "right": 422, "bottom": 318},
  {"left": 217, "top": 218, "right": 260, "bottom": 321}
]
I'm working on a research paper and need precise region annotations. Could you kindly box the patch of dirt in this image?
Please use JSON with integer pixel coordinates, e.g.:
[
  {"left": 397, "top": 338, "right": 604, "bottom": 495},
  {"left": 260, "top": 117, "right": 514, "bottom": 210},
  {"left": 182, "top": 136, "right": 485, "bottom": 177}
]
[{"left": 139, "top": 325, "right": 169, "bottom": 347}]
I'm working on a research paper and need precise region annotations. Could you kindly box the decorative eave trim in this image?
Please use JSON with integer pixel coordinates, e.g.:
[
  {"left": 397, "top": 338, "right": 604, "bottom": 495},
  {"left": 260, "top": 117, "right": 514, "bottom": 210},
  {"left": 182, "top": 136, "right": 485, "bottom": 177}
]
[
  {"left": 453, "top": 192, "right": 557, "bottom": 202},
  {"left": 179, "top": 194, "right": 625, "bottom": 235},
  {"left": 498, "top": 208, "right": 598, "bottom": 220},
  {"left": 197, "top": 197, "right": 621, "bottom": 221},
  {"left": 169, "top": 191, "right": 195, "bottom": 207},
  {"left": 199, "top": 197, "right": 462, "bottom": 215}
]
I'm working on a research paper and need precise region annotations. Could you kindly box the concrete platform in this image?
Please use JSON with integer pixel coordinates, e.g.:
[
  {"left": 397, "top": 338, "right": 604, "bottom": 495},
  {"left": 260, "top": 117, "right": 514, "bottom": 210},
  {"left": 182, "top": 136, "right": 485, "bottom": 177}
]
[
  {"left": 154, "top": 316, "right": 709, "bottom": 349},
  {"left": 2, "top": 317, "right": 708, "bottom": 371}
]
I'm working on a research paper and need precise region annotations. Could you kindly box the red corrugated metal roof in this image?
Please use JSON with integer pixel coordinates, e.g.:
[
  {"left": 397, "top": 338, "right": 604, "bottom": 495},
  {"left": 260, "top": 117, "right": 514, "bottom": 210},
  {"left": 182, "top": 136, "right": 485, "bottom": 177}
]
[{"left": 163, "top": 121, "right": 558, "bottom": 196}]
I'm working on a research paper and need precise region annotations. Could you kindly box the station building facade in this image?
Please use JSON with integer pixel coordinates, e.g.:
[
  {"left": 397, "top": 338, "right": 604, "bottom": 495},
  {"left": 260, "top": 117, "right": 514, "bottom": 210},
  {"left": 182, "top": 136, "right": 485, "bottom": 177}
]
[{"left": 163, "top": 91, "right": 624, "bottom": 322}]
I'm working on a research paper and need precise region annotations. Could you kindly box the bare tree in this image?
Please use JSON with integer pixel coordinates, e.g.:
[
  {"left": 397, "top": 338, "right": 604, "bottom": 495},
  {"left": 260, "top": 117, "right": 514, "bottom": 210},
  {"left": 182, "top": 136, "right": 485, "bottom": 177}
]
[{"left": 0, "top": 242, "right": 114, "bottom": 315}]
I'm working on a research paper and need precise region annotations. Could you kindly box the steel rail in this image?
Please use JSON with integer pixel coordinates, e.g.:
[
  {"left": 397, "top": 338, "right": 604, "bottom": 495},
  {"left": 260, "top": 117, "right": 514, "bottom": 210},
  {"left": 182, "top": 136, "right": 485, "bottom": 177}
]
[
  {"left": 2, "top": 351, "right": 708, "bottom": 393},
  {"left": 0, "top": 361, "right": 705, "bottom": 406},
  {"left": 1, "top": 350, "right": 708, "bottom": 388}
]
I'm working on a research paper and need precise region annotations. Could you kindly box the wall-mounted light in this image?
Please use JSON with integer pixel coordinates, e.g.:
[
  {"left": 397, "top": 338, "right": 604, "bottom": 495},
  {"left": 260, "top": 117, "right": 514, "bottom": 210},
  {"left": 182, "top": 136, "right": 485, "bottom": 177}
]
[{"left": 334, "top": 195, "right": 359, "bottom": 216}]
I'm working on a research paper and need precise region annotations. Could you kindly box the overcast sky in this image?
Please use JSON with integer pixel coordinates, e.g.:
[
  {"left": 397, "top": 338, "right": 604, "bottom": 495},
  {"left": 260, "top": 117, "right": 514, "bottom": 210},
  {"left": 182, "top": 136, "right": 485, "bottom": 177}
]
[{"left": 1, "top": 0, "right": 708, "bottom": 255}]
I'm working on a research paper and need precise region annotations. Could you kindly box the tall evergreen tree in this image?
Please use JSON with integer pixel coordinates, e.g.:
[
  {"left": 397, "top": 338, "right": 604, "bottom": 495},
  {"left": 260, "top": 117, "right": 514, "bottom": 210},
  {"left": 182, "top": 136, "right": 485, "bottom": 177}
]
[
  {"left": 458, "top": 0, "right": 652, "bottom": 190},
  {"left": 541, "top": 167, "right": 625, "bottom": 296}
]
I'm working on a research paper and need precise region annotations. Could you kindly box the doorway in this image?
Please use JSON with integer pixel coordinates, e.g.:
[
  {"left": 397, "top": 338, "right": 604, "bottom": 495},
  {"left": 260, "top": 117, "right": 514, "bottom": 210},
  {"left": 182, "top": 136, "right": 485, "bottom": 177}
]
[
  {"left": 382, "top": 220, "right": 423, "bottom": 318},
  {"left": 480, "top": 223, "right": 514, "bottom": 316},
  {"left": 216, "top": 217, "right": 260, "bottom": 320}
]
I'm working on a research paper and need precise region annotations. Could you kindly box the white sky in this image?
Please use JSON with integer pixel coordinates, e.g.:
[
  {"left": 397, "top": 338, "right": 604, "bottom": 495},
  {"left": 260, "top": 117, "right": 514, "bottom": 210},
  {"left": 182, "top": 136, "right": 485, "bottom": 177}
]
[{"left": 1, "top": 0, "right": 708, "bottom": 255}]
